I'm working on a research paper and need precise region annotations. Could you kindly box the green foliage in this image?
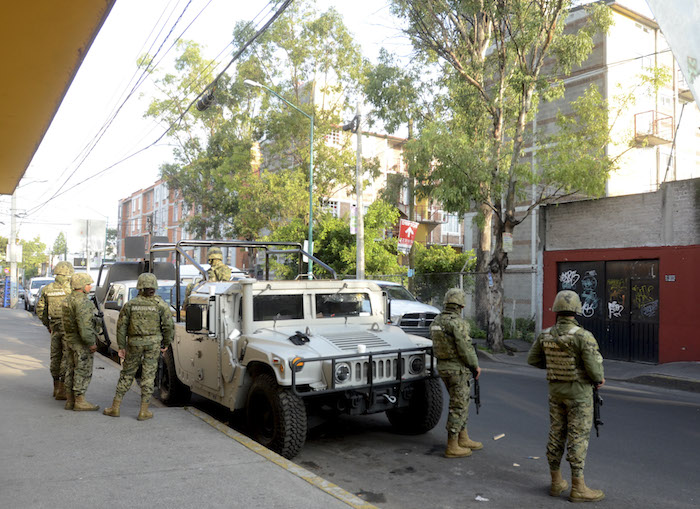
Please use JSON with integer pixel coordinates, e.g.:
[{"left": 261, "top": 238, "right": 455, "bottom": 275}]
[
  {"left": 0, "top": 236, "right": 7, "bottom": 263},
  {"left": 20, "top": 236, "right": 47, "bottom": 279},
  {"left": 148, "top": 0, "right": 367, "bottom": 241},
  {"left": 467, "top": 318, "right": 487, "bottom": 339},
  {"left": 52, "top": 232, "right": 68, "bottom": 258},
  {"left": 413, "top": 243, "right": 475, "bottom": 273}
]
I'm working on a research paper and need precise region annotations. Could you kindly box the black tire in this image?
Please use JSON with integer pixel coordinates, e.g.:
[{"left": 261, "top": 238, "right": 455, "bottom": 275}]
[
  {"left": 158, "top": 348, "right": 191, "bottom": 405},
  {"left": 386, "top": 377, "right": 444, "bottom": 434},
  {"left": 246, "top": 372, "right": 307, "bottom": 459}
]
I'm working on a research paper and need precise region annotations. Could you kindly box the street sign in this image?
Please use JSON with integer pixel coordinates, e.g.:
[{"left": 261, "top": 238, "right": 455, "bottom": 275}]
[{"left": 398, "top": 219, "right": 419, "bottom": 255}]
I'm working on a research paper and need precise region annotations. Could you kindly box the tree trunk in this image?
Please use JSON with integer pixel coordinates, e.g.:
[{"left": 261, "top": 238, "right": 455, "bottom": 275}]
[
  {"left": 474, "top": 202, "right": 492, "bottom": 330},
  {"left": 486, "top": 218, "right": 509, "bottom": 353}
]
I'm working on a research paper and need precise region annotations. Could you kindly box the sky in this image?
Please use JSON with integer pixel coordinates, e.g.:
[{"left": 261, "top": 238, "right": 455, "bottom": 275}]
[{"left": 0, "top": 0, "right": 653, "bottom": 253}]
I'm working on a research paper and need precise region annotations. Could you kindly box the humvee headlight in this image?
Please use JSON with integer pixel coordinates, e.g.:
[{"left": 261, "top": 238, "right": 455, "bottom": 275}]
[
  {"left": 409, "top": 355, "right": 425, "bottom": 374},
  {"left": 290, "top": 357, "right": 304, "bottom": 373},
  {"left": 334, "top": 362, "right": 351, "bottom": 384}
]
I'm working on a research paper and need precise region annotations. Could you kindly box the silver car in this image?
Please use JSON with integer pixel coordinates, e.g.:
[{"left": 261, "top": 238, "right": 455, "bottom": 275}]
[{"left": 368, "top": 280, "right": 441, "bottom": 338}]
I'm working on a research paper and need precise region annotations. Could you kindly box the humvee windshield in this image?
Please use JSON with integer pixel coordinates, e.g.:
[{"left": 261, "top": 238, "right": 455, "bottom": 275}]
[
  {"left": 254, "top": 294, "right": 304, "bottom": 321},
  {"left": 315, "top": 293, "right": 371, "bottom": 317}
]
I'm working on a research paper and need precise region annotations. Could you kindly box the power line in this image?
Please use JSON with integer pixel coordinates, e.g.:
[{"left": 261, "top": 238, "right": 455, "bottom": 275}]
[{"left": 25, "top": 0, "right": 294, "bottom": 216}]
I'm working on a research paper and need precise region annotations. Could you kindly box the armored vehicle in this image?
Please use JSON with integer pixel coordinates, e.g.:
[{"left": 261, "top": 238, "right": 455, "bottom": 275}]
[{"left": 147, "top": 240, "right": 443, "bottom": 458}]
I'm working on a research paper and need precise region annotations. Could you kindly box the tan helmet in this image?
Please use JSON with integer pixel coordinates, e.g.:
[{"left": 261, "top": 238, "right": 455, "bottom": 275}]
[
  {"left": 208, "top": 247, "right": 223, "bottom": 261},
  {"left": 552, "top": 290, "right": 582, "bottom": 314},
  {"left": 444, "top": 288, "right": 466, "bottom": 307},
  {"left": 53, "top": 261, "right": 74, "bottom": 276},
  {"left": 71, "top": 273, "right": 94, "bottom": 290},
  {"left": 137, "top": 273, "right": 158, "bottom": 290}
]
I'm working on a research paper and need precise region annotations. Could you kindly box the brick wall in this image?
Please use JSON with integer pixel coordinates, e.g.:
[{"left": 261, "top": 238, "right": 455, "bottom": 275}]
[{"left": 543, "top": 178, "right": 700, "bottom": 250}]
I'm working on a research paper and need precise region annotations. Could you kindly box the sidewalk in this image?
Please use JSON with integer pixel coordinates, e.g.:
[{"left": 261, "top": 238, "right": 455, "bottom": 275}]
[
  {"left": 0, "top": 308, "right": 374, "bottom": 509},
  {"left": 475, "top": 338, "right": 700, "bottom": 393}
]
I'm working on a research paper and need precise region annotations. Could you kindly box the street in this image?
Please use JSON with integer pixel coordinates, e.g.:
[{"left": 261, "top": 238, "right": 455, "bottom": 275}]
[{"left": 287, "top": 361, "right": 700, "bottom": 508}]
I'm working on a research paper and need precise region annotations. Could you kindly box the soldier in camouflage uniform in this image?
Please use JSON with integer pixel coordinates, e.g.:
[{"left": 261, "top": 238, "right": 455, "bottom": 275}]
[
  {"left": 61, "top": 273, "right": 100, "bottom": 411},
  {"left": 430, "top": 288, "right": 482, "bottom": 458},
  {"left": 104, "top": 273, "right": 173, "bottom": 420},
  {"left": 207, "top": 247, "right": 231, "bottom": 282},
  {"left": 527, "top": 290, "right": 605, "bottom": 503},
  {"left": 36, "top": 261, "right": 74, "bottom": 399}
]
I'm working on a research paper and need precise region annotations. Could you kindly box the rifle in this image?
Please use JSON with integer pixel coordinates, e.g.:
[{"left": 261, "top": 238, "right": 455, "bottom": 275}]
[
  {"left": 470, "top": 368, "right": 481, "bottom": 415},
  {"left": 593, "top": 386, "right": 604, "bottom": 437}
]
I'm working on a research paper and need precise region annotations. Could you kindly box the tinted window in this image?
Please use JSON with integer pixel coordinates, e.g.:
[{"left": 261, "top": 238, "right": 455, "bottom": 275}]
[
  {"left": 128, "top": 285, "right": 176, "bottom": 305},
  {"left": 254, "top": 295, "right": 304, "bottom": 321},
  {"left": 380, "top": 285, "right": 416, "bottom": 301},
  {"left": 316, "top": 293, "right": 371, "bottom": 317}
]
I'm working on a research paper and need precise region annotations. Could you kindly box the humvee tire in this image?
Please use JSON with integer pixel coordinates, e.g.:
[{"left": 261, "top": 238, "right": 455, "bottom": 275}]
[
  {"left": 159, "top": 348, "right": 191, "bottom": 405},
  {"left": 246, "top": 373, "right": 307, "bottom": 459},
  {"left": 386, "top": 377, "right": 443, "bottom": 434}
]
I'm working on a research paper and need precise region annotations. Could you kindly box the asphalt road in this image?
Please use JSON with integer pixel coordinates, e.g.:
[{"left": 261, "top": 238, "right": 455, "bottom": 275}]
[
  {"left": 101, "top": 347, "right": 700, "bottom": 509},
  {"left": 289, "top": 361, "right": 700, "bottom": 508}
]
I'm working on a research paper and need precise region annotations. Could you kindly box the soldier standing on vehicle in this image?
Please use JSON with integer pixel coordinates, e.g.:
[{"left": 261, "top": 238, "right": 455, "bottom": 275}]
[
  {"left": 36, "top": 261, "right": 74, "bottom": 400},
  {"left": 430, "top": 288, "right": 482, "bottom": 458},
  {"left": 527, "top": 290, "right": 606, "bottom": 503},
  {"left": 103, "top": 273, "right": 173, "bottom": 420},
  {"left": 207, "top": 247, "right": 231, "bottom": 282},
  {"left": 61, "top": 273, "right": 100, "bottom": 411}
]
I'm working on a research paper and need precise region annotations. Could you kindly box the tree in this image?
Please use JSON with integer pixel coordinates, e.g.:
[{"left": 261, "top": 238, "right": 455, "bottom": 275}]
[
  {"left": 267, "top": 200, "right": 405, "bottom": 279},
  {"left": 105, "top": 228, "right": 118, "bottom": 260},
  {"left": 20, "top": 236, "right": 48, "bottom": 279},
  {"left": 149, "top": 0, "right": 368, "bottom": 242},
  {"left": 51, "top": 232, "right": 68, "bottom": 266},
  {"left": 389, "top": 0, "right": 615, "bottom": 351}
]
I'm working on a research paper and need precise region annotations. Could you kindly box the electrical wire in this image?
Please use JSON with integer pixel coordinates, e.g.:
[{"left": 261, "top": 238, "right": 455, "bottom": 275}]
[{"left": 25, "top": 0, "right": 294, "bottom": 217}]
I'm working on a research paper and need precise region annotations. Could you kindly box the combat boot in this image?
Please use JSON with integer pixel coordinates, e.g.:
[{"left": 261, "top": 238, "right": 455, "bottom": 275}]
[
  {"left": 52, "top": 378, "right": 60, "bottom": 398},
  {"left": 103, "top": 397, "right": 122, "bottom": 417},
  {"left": 54, "top": 381, "right": 67, "bottom": 401},
  {"left": 64, "top": 392, "right": 75, "bottom": 411},
  {"left": 458, "top": 429, "right": 483, "bottom": 450},
  {"left": 137, "top": 400, "right": 153, "bottom": 421},
  {"left": 73, "top": 395, "right": 99, "bottom": 411},
  {"left": 549, "top": 469, "right": 568, "bottom": 497},
  {"left": 569, "top": 476, "right": 605, "bottom": 503},
  {"left": 445, "top": 434, "right": 472, "bottom": 458}
]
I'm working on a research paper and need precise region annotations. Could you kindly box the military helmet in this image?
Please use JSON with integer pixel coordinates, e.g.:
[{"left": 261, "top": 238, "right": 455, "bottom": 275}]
[
  {"left": 444, "top": 288, "right": 466, "bottom": 307},
  {"left": 552, "top": 290, "right": 582, "bottom": 314},
  {"left": 208, "top": 247, "right": 223, "bottom": 261},
  {"left": 53, "top": 261, "right": 74, "bottom": 276},
  {"left": 137, "top": 273, "right": 158, "bottom": 290},
  {"left": 71, "top": 273, "right": 94, "bottom": 290}
]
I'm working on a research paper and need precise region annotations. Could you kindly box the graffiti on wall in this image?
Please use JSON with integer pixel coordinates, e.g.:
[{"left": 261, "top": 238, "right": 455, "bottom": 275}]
[{"left": 580, "top": 270, "right": 600, "bottom": 317}]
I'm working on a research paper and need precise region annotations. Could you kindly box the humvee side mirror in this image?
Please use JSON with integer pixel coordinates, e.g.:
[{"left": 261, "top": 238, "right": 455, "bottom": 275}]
[{"left": 185, "top": 304, "right": 204, "bottom": 332}]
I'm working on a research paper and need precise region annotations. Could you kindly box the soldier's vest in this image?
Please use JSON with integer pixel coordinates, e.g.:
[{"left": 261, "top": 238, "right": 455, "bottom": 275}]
[
  {"left": 431, "top": 315, "right": 458, "bottom": 360},
  {"left": 541, "top": 326, "right": 590, "bottom": 383},
  {"left": 45, "top": 283, "right": 71, "bottom": 320},
  {"left": 126, "top": 298, "right": 162, "bottom": 337}
]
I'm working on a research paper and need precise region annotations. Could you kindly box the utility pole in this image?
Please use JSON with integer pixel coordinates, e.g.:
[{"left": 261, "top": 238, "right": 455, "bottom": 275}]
[
  {"left": 355, "top": 103, "right": 365, "bottom": 280},
  {"left": 10, "top": 192, "right": 18, "bottom": 307}
]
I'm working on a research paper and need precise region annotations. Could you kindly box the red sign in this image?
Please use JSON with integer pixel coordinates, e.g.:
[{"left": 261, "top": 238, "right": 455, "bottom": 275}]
[
  {"left": 398, "top": 219, "right": 419, "bottom": 254},
  {"left": 399, "top": 219, "right": 418, "bottom": 241}
]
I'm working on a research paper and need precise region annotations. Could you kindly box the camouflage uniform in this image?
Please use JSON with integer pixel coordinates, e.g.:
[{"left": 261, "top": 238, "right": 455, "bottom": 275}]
[
  {"left": 36, "top": 271, "right": 73, "bottom": 384},
  {"left": 431, "top": 305, "right": 479, "bottom": 435},
  {"left": 113, "top": 278, "right": 174, "bottom": 404},
  {"left": 62, "top": 274, "right": 99, "bottom": 408},
  {"left": 431, "top": 288, "right": 481, "bottom": 458},
  {"left": 527, "top": 290, "right": 605, "bottom": 502},
  {"left": 207, "top": 248, "right": 231, "bottom": 282}
]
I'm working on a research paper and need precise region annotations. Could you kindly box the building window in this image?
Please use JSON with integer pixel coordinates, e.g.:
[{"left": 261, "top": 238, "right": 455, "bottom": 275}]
[
  {"left": 322, "top": 199, "right": 339, "bottom": 218},
  {"left": 325, "top": 130, "right": 342, "bottom": 147},
  {"left": 445, "top": 213, "right": 461, "bottom": 234}
]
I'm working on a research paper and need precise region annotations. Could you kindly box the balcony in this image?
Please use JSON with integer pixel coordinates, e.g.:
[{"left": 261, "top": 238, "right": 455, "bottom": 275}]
[
  {"left": 634, "top": 111, "right": 673, "bottom": 146},
  {"left": 397, "top": 203, "right": 446, "bottom": 225}
]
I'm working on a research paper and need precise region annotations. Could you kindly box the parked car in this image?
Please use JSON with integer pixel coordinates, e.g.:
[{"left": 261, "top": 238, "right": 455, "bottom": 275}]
[
  {"left": 367, "top": 280, "right": 441, "bottom": 338},
  {"left": 25, "top": 277, "right": 54, "bottom": 312}
]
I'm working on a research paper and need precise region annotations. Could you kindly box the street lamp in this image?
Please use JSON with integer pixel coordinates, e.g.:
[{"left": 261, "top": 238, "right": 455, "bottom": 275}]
[{"left": 244, "top": 79, "right": 315, "bottom": 276}]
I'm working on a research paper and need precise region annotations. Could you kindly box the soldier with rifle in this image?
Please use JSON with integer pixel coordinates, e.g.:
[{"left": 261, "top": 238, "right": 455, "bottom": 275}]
[
  {"left": 527, "top": 290, "right": 606, "bottom": 503},
  {"left": 430, "top": 288, "right": 482, "bottom": 458}
]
